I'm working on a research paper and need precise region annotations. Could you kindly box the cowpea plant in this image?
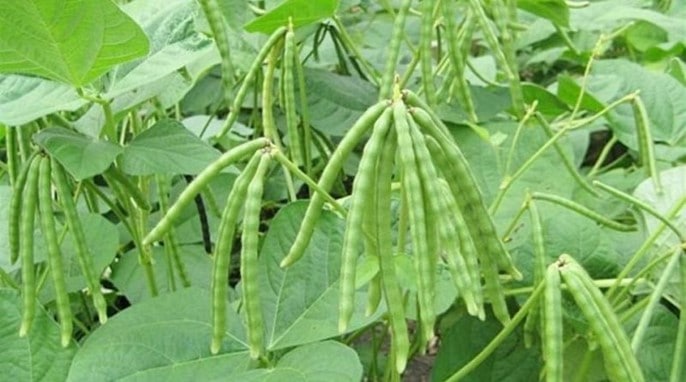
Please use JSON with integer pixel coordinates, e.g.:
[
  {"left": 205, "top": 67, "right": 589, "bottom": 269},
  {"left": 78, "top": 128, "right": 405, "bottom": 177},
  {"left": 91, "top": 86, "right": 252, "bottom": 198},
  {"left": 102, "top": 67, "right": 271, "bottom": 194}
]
[{"left": 1, "top": 0, "right": 685, "bottom": 381}]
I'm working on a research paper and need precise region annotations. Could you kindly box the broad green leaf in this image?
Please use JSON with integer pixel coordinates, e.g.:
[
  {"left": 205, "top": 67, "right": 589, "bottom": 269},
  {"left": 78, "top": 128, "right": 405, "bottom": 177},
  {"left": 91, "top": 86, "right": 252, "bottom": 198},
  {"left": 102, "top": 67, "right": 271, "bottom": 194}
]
[
  {"left": 556, "top": 74, "right": 605, "bottom": 113},
  {"left": 66, "top": 288, "right": 248, "bottom": 382},
  {"left": 118, "top": 353, "right": 251, "bottom": 382},
  {"left": 589, "top": 59, "right": 686, "bottom": 150},
  {"left": 667, "top": 57, "right": 686, "bottom": 86},
  {"left": 260, "top": 201, "right": 382, "bottom": 350},
  {"left": 273, "top": 341, "right": 363, "bottom": 382},
  {"left": 110, "top": 244, "right": 213, "bottom": 304},
  {"left": 245, "top": 0, "right": 339, "bottom": 34},
  {"left": 33, "top": 127, "right": 122, "bottom": 180},
  {"left": 105, "top": 0, "right": 218, "bottom": 99},
  {"left": 570, "top": 1, "right": 686, "bottom": 50},
  {"left": 0, "top": 0, "right": 149, "bottom": 86},
  {"left": 518, "top": 0, "right": 569, "bottom": 27},
  {"left": 119, "top": 119, "right": 221, "bottom": 175},
  {"left": 0, "top": 75, "right": 86, "bottom": 126},
  {"left": 39, "top": 214, "right": 118, "bottom": 301},
  {"left": 626, "top": 305, "right": 679, "bottom": 381},
  {"left": 522, "top": 83, "right": 569, "bottom": 116},
  {"left": 431, "top": 311, "right": 541, "bottom": 381},
  {"left": 298, "top": 68, "right": 378, "bottom": 136},
  {"left": 0, "top": 289, "right": 76, "bottom": 381}
]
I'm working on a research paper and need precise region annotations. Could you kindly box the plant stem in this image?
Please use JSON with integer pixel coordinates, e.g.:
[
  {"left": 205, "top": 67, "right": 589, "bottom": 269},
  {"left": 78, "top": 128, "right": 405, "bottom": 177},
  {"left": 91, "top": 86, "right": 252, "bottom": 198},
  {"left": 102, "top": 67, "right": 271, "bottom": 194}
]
[{"left": 446, "top": 281, "right": 545, "bottom": 381}]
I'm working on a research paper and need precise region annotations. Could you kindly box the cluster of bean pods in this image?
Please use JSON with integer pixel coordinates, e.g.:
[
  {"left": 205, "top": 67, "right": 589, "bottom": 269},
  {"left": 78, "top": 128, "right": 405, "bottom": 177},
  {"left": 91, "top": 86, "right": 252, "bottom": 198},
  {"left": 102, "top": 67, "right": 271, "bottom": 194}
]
[
  {"left": 10, "top": 153, "right": 108, "bottom": 347},
  {"left": 280, "top": 87, "right": 522, "bottom": 372}
]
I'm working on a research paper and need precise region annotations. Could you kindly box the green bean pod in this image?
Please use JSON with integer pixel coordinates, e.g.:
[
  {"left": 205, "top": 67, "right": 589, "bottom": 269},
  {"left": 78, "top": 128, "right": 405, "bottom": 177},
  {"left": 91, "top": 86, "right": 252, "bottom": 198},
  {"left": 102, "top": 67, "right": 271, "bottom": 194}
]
[
  {"left": 378, "top": 0, "right": 413, "bottom": 100},
  {"left": 419, "top": 0, "right": 437, "bottom": 107},
  {"left": 524, "top": 199, "right": 546, "bottom": 347},
  {"left": 218, "top": 27, "right": 288, "bottom": 138},
  {"left": 427, "top": 137, "right": 510, "bottom": 324},
  {"left": 9, "top": 151, "right": 40, "bottom": 265},
  {"left": 280, "top": 101, "right": 389, "bottom": 268},
  {"left": 240, "top": 151, "right": 272, "bottom": 359},
  {"left": 410, "top": 106, "right": 521, "bottom": 280},
  {"left": 339, "top": 107, "right": 393, "bottom": 333},
  {"left": 197, "top": 0, "right": 235, "bottom": 105},
  {"left": 145, "top": 138, "right": 269, "bottom": 245},
  {"left": 544, "top": 264, "right": 563, "bottom": 382},
  {"left": 631, "top": 95, "right": 661, "bottom": 192},
  {"left": 37, "top": 158, "right": 73, "bottom": 347},
  {"left": 394, "top": 101, "right": 436, "bottom": 341},
  {"left": 52, "top": 159, "right": 108, "bottom": 323},
  {"left": 374, "top": 127, "right": 409, "bottom": 373},
  {"left": 6, "top": 125, "right": 18, "bottom": 185},
  {"left": 19, "top": 155, "right": 42, "bottom": 337},
  {"left": 558, "top": 255, "right": 645, "bottom": 382},
  {"left": 210, "top": 151, "right": 262, "bottom": 354},
  {"left": 283, "top": 25, "right": 304, "bottom": 166}
]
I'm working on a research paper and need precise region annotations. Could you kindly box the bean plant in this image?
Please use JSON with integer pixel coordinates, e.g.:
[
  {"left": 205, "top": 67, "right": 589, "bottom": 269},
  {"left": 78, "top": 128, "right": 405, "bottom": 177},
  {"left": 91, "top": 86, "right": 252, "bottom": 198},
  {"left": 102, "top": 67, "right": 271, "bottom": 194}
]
[{"left": 1, "top": 0, "right": 685, "bottom": 381}]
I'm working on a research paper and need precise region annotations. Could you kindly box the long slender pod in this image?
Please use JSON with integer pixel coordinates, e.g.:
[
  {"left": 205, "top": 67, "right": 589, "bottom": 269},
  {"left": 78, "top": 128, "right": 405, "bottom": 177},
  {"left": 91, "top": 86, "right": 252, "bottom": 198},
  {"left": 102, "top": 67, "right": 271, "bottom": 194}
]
[
  {"left": 426, "top": 135, "right": 511, "bottom": 324},
  {"left": 52, "top": 159, "right": 108, "bottom": 323},
  {"left": 280, "top": 101, "right": 389, "bottom": 267},
  {"left": 558, "top": 255, "right": 644, "bottom": 382},
  {"left": 438, "top": 180, "right": 485, "bottom": 319},
  {"left": 543, "top": 264, "right": 563, "bottom": 382},
  {"left": 9, "top": 151, "right": 40, "bottom": 265},
  {"left": 420, "top": 0, "right": 437, "bottom": 107},
  {"left": 631, "top": 95, "right": 661, "bottom": 192},
  {"left": 240, "top": 151, "right": 272, "bottom": 359},
  {"left": 412, "top": 106, "right": 520, "bottom": 280},
  {"left": 103, "top": 166, "right": 150, "bottom": 211},
  {"left": 378, "top": 0, "right": 413, "bottom": 100},
  {"left": 441, "top": 0, "right": 478, "bottom": 122},
  {"left": 524, "top": 199, "right": 546, "bottom": 346},
  {"left": 144, "top": 138, "right": 268, "bottom": 245},
  {"left": 19, "top": 155, "right": 42, "bottom": 337},
  {"left": 197, "top": 0, "right": 235, "bottom": 104},
  {"left": 210, "top": 151, "right": 262, "bottom": 354},
  {"left": 394, "top": 101, "right": 436, "bottom": 341},
  {"left": 38, "top": 158, "right": 73, "bottom": 347},
  {"left": 217, "top": 27, "right": 288, "bottom": 138},
  {"left": 375, "top": 126, "right": 409, "bottom": 373},
  {"left": 339, "top": 107, "right": 393, "bottom": 332},
  {"left": 283, "top": 24, "right": 304, "bottom": 166}
]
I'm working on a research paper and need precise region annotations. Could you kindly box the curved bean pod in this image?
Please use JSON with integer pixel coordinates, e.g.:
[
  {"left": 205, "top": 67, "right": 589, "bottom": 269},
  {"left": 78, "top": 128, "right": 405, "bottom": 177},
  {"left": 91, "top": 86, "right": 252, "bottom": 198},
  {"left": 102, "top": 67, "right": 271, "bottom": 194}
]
[
  {"left": 240, "top": 151, "right": 272, "bottom": 359},
  {"left": 544, "top": 263, "right": 563, "bottom": 382},
  {"left": 280, "top": 101, "right": 389, "bottom": 268},
  {"left": 210, "top": 151, "right": 262, "bottom": 354},
  {"left": 9, "top": 151, "right": 40, "bottom": 265},
  {"left": 38, "top": 158, "right": 73, "bottom": 347},
  {"left": 19, "top": 155, "right": 42, "bottom": 337},
  {"left": 144, "top": 138, "right": 269, "bottom": 245},
  {"left": 339, "top": 107, "right": 393, "bottom": 333}
]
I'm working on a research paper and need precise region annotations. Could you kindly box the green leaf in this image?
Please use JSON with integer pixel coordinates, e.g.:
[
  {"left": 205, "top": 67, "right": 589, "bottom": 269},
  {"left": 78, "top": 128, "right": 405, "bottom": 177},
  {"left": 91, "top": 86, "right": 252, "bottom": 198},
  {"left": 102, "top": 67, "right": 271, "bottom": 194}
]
[
  {"left": 260, "top": 201, "right": 382, "bottom": 351},
  {"left": 522, "top": 83, "right": 570, "bottom": 117},
  {"left": 518, "top": 0, "right": 569, "bottom": 27},
  {"left": 66, "top": 288, "right": 248, "bottom": 382},
  {"left": 0, "top": 0, "right": 149, "bottom": 86},
  {"left": 0, "top": 75, "right": 86, "bottom": 126},
  {"left": 110, "top": 244, "right": 213, "bottom": 304},
  {"left": 273, "top": 341, "right": 363, "bottom": 382},
  {"left": 119, "top": 119, "right": 221, "bottom": 176},
  {"left": 33, "top": 127, "right": 122, "bottom": 180},
  {"left": 590, "top": 59, "right": 686, "bottom": 150},
  {"left": 0, "top": 289, "right": 76, "bottom": 381},
  {"left": 104, "top": 0, "right": 218, "bottom": 99},
  {"left": 298, "top": 68, "right": 378, "bottom": 136},
  {"left": 626, "top": 305, "right": 679, "bottom": 381},
  {"left": 245, "top": 0, "right": 339, "bottom": 34},
  {"left": 431, "top": 311, "right": 541, "bottom": 381}
]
